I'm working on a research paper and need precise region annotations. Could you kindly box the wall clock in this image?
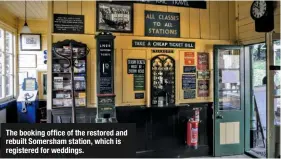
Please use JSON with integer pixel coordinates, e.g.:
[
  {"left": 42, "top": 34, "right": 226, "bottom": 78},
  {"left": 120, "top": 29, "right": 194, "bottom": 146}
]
[{"left": 250, "top": 0, "right": 268, "bottom": 20}]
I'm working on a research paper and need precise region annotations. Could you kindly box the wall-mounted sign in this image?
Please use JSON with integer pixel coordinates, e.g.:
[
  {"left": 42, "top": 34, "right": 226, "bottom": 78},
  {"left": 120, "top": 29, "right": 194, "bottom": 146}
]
[
  {"left": 99, "top": 41, "right": 113, "bottom": 94},
  {"left": 184, "top": 52, "right": 195, "bottom": 65},
  {"left": 183, "top": 66, "right": 196, "bottom": 73},
  {"left": 198, "top": 71, "right": 210, "bottom": 79},
  {"left": 134, "top": 0, "right": 207, "bottom": 9},
  {"left": 184, "top": 90, "right": 196, "bottom": 99},
  {"left": 127, "top": 59, "right": 145, "bottom": 74},
  {"left": 182, "top": 74, "right": 196, "bottom": 89},
  {"left": 134, "top": 74, "right": 145, "bottom": 91},
  {"left": 152, "top": 49, "right": 174, "bottom": 53},
  {"left": 53, "top": 14, "right": 84, "bottom": 34},
  {"left": 135, "top": 93, "right": 144, "bottom": 99},
  {"left": 145, "top": 11, "right": 180, "bottom": 38},
  {"left": 197, "top": 52, "right": 209, "bottom": 70},
  {"left": 198, "top": 80, "right": 209, "bottom": 97},
  {"left": 133, "top": 40, "right": 195, "bottom": 49}
]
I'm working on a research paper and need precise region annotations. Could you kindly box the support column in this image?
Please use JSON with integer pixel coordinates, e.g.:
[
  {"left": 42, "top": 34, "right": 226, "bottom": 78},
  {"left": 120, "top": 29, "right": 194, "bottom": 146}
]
[{"left": 266, "top": 32, "right": 275, "bottom": 158}]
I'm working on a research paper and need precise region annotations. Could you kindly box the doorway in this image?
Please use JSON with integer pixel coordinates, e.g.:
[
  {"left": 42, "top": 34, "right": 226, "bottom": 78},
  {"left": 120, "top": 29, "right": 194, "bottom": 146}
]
[
  {"left": 151, "top": 55, "right": 175, "bottom": 107},
  {"left": 213, "top": 45, "right": 245, "bottom": 156}
]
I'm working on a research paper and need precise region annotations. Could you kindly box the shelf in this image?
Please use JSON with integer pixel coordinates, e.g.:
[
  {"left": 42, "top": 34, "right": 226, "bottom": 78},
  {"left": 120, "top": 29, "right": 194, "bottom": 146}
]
[
  {"left": 53, "top": 72, "right": 71, "bottom": 74},
  {"left": 53, "top": 89, "right": 72, "bottom": 91}
]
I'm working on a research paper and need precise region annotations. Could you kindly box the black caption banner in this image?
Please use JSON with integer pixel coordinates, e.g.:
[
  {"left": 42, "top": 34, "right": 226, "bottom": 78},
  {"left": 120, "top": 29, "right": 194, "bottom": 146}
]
[{"left": 0, "top": 123, "right": 136, "bottom": 158}]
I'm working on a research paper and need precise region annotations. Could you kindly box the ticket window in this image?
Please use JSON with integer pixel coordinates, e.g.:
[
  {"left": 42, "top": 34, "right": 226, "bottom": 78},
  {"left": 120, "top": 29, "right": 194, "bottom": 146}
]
[{"left": 151, "top": 55, "right": 176, "bottom": 107}]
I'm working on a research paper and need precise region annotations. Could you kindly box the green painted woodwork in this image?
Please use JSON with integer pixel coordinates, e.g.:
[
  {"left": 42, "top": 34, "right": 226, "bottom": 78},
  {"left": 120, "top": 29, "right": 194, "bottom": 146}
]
[{"left": 213, "top": 45, "right": 245, "bottom": 157}]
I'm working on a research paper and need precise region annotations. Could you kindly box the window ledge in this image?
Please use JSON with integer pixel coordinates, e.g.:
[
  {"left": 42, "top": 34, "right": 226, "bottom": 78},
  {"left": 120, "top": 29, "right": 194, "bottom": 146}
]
[{"left": 0, "top": 99, "right": 16, "bottom": 110}]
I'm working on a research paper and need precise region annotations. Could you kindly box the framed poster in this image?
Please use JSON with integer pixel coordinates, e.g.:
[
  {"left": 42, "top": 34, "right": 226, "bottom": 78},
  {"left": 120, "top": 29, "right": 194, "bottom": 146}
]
[
  {"left": 182, "top": 74, "right": 196, "bottom": 89},
  {"left": 183, "top": 66, "right": 196, "bottom": 73},
  {"left": 20, "top": 34, "right": 41, "bottom": 51},
  {"left": 197, "top": 71, "right": 210, "bottom": 79},
  {"left": 184, "top": 90, "right": 196, "bottom": 99},
  {"left": 198, "top": 80, "right": 209, "bottom": 97},
  {"left": 184, "top": 52, "right": 195, "bottom": 65},
  {"left": 96, "top": 2, "right": 133, "bottom": 33},
  {"left": 197, "top": 52, "right": 209, "bottom": 70},
  {"left": 134, "top": 74, "right": 145, "bottom": 91},
  {"left": 18, "top": 54, "right": 37, "bottom": 68}
]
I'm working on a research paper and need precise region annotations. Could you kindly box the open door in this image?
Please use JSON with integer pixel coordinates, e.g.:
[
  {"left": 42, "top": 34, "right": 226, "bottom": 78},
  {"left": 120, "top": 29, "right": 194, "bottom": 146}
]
[{"left": 214, "top": 45, "right": 245, "bottom": 156}]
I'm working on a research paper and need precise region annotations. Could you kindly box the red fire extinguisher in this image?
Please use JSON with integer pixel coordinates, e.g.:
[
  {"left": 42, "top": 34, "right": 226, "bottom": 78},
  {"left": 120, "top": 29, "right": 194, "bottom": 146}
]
[{"left": 186, "top": 118, "right": 199, "bottom": 149}]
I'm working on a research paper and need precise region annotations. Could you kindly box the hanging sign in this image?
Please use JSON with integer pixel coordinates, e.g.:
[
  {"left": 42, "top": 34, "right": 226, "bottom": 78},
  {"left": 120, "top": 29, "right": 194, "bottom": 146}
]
[
  {"left": 127, "top": 59, "right": 146, "bottom": 74},
  {"left": 152, "top": 49, "right": 174, "bottom": 53},
  {"left": 183, "top": 66, "right": 196, "bottom": 73},
  {"left": 53, "top": 14, "right": 84, "bottom": 34},
  {"left": 133, "top": 40, "right": 195, "bottom": 48},
  {"left": 197, "top": 52, "right": 209, "bottom": 70},
  {"left": 182, "top": 74, "right": 196, "bottom": 89},
  {"left": 134, "top": 0, "right": 207, "bottom": 9},
  {"left": 197, "top": 71, "right": 210, "bottom": 79},
  {"left": 99, "top": 41, "right": 113, "bottom": 94},
  {"left": 135, "top": 93, "right": 144, "bottom": 99},
  {"left": 145, "top": 11, "right": 180, "bottom": 38},
  {"left": 134, "top": 74, "right": 145, "bottom": 91},
  {"left": 198, "top": 80, "right": 209, "bottom": 97},
  {"left": 184, "top": 90, "right": 196, "bottom": 99}
]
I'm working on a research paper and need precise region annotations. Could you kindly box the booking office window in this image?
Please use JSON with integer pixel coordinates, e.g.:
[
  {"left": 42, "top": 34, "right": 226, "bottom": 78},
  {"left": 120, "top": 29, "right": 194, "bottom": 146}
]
[{"left": 0, "top": 27, "right": 15, "bottom": 102}]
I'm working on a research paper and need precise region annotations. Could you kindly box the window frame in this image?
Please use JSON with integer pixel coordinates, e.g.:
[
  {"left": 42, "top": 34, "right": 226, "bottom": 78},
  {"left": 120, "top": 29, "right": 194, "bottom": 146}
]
[{"left": 0, "top": 26, "right": 16, "bottom": 103}]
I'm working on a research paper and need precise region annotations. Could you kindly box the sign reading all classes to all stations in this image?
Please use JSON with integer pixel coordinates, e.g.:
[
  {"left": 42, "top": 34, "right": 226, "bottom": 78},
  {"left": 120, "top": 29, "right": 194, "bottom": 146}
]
[
  {"left": 133, "top": 40, "right": 195, "bottom": 49},
  {"left": 127, "top": 59, "right": 146, "bottom": 74},
  {"left": 145, "top": 11, "right": 180, "bottom": 38}
]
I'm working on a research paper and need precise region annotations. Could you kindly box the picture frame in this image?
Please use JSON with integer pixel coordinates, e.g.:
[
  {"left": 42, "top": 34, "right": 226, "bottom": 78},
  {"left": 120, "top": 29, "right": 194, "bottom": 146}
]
[
  {"left": 18, "top": 54, "right": 37, "bottom": 68},
  {"left": 96, "top": 2, "right": 134, "bottom": 33},
  {"left": 20, "top": 33, "right": 42, "bottom": 51}
]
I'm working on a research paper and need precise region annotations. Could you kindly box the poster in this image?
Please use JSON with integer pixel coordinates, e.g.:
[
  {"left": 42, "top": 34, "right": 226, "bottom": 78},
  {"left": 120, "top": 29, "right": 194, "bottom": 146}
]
[
  {"left": 184, "top": 52, "right": 195, "bottom": 65},
  {"left": 183, "top": 66, "right": 196, "bottom": 73},
  {"left": 197, "top": 52, "right": 209, "bottom": 70},
  {"left": 182, "top": 74, "right": 196, "bottom": 89},
  {"left": 197, "top": 71, "right": 210, "bottom": 79},
  {"left": 184, "top": 90, "right": 196, "bottom": 99},
  {"left": 198, "top": 80, "right": 209, "bottom": 97},
  {"left": 134, "top": 74, "right": 145, "bottom": 91}
]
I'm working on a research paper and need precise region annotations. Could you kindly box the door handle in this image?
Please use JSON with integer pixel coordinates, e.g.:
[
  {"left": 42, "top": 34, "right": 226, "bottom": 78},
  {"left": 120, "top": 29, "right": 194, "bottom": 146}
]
[{"left": 216, "top": 115, "right": 223, "bottom": 119}]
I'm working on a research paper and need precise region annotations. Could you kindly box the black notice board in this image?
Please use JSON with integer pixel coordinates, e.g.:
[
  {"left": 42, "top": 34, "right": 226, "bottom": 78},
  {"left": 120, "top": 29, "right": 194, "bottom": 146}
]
[
  {"left": 182, "top": 74, "right": 196, "bottom": 89},
  {"left": 99, "top": 41, "right": 113, "bottom": 94},
  {"left": 132, "top": 40, "right": 195, "bottom": 49},
  {"left": 134, "top": 0, "right": 207, "bottom": 9},
  {"left": 183, "top": 66, "right": 196, "bottom": 73},
  {"left": 184, "top": 90, "right": 196, "bottom": 99},
  {"left": 127, "top": 59, "right": 146, "bottom": 74},
  {"left": 145, "top": 11, "right": 180, "bottom": 38},
  {"left": 53, "top": 14, "right": 84, "bottom": 34},
  {"left": 135, "top": 93, "right": 144, "bottom": 99}
]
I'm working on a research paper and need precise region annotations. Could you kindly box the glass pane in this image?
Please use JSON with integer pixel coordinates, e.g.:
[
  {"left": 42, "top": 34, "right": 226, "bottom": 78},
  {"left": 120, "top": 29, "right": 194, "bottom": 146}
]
[
  {"left": 274, "top": 40, "right": 280, "bottom": 66},
  {"left": 5, "top": 31, "right": 12, "bottom": 53},
  {"left": 5, "top": 54, "right": 12, "bottom": 74},
  {"left": 218, "top": 49, "right": 241, "bottom": 110},
  {"left": 0, "top": 75, "right": 2, "bottom": 98},
  {"left": 0, "top": 53, "right": 2, "bottom": 74},
  {"left": 0, "top": 29, "right": 4, "bottom": 52},
  {"left": 5, "top": 75, "right": 12, "bottom": 96}
]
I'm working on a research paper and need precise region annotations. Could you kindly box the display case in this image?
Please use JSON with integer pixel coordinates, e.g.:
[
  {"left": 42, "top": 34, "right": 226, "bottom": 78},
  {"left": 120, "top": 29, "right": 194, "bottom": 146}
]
[{"left": 52, "top": 40, "right": 89, "bottom": 108}]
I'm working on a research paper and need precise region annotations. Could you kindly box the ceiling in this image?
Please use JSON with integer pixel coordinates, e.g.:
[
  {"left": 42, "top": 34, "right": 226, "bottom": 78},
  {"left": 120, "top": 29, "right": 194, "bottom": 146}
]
[{"left": 0, "top": 1, "right": 48, "bottom": 20}]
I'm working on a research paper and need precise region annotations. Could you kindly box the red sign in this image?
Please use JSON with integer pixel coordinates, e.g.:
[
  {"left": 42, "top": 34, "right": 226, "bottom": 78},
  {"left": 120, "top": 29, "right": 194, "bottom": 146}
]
[
  {"left": 184, "top": 52, "right": 194, "bottom": 58},
  {"left": 185, "top": 59, "right": 195, "bottom": 65},
  {"left": 197, "top": 52, "right": 209, "bottom": 70}
]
